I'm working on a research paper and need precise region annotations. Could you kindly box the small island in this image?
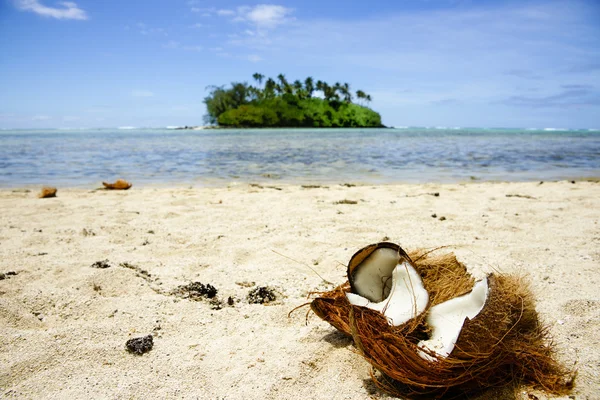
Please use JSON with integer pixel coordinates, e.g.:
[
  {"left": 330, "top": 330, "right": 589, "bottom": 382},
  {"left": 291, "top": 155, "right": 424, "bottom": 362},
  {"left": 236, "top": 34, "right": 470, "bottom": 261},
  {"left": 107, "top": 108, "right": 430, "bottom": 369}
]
[{"left": 203, "top": 73, "right": 384, "bottom": 128}]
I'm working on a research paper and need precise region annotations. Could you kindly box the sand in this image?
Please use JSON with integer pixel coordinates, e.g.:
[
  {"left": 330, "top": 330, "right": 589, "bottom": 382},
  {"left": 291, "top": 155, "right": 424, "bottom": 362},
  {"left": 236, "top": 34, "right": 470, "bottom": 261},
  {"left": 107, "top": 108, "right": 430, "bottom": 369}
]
[{"left": 0, "top": 181, "right": 598, "bottom": 400}]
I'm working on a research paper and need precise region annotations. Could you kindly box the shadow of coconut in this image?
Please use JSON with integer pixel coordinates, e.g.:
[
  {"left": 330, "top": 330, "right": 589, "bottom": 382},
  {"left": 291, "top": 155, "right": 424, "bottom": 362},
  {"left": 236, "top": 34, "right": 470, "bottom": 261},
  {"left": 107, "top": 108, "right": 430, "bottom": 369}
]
[
  {"left": 362, "top": 375, "right": 519, "bottom": 400},
  {"left": 322, "top": 330, "right": 353, "bottom": 348}
]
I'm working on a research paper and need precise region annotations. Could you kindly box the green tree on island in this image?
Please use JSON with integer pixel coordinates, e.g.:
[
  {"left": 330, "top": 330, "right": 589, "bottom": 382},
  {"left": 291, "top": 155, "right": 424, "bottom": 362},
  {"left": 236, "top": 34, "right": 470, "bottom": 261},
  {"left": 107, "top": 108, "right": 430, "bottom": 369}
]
[{"left": 203, "top": 73, "right": 383, "bottom": 128}]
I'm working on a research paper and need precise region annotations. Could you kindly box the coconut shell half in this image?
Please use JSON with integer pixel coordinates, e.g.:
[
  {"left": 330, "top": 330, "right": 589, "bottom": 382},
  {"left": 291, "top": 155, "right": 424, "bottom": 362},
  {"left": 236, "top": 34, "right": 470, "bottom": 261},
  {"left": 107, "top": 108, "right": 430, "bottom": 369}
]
[
  {"left": 451, "top": 275, "right": 574, "bottom": 394},
  {"left": 102, "top": 179, "right": 132, "bottom": 190},
  {"left": 347, "top": 242, "right": 410, "bottom": 297},
  {"left": 38, "top": 186, "right": 57, "bottom": 198},
  {"left": 310, "top": 247, "right": 475, "bottom": 336},
  {"left": 349, "top": 274, "right": 574, "bottom": 398}
]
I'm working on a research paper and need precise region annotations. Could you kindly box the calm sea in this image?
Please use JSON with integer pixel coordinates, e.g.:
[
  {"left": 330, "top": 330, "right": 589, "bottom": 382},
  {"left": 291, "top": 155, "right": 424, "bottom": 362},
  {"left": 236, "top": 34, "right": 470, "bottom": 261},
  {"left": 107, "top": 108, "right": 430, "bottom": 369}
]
[{"left": 0, "top": 128, "right": 599, "bottom": 187}]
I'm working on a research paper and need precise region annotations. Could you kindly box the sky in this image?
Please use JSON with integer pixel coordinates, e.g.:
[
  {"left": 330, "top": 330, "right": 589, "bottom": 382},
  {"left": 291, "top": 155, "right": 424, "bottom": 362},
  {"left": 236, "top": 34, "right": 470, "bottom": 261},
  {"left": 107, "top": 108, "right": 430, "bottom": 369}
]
[{"left": 0, "top": 0, "right": 599, "bottom": 129}]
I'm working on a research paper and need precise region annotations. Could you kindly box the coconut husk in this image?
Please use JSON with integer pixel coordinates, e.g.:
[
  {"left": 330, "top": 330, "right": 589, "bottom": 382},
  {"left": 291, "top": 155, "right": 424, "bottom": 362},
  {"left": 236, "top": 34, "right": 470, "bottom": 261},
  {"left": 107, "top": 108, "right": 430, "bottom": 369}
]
[
  {"left": 102, "top": 179, "right": 132, "bottom": 190},
  {"left": 349, "top": 274, "right": 574, "bottom": 398},
  {"left": 310, "top": 282, "right": 352, "bottom": 336},
  {"left": 308, "top": 244, "right": 574, "bottom": 398},
  {"left": 38, "top": 186, "right": 57, "bottom": 198},
  {"left": 310, "top": 245, "right": 474, "bottom": 336}
]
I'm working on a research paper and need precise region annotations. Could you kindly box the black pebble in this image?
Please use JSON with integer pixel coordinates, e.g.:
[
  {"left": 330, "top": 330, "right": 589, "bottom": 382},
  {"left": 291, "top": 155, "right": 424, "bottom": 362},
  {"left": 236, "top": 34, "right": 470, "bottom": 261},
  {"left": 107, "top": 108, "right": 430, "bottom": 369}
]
[{"left": 126, "top": 335, "right": 153, "bottom": 355}]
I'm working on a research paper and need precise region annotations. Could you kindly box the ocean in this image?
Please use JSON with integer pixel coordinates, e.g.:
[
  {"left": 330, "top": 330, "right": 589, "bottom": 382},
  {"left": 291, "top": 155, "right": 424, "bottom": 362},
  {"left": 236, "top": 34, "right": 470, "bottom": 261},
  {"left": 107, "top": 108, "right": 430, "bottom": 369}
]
[{"left": 0, "top": 127, "right": 599, "bottom": 187}]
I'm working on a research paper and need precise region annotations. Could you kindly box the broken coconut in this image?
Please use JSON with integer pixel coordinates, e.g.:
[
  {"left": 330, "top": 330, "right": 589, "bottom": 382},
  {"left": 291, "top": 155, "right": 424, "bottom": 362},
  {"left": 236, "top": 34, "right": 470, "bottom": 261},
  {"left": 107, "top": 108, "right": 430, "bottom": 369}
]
[
  {"left": 310, "top": 245, "right": 475, "bottom": 337},
  {"left": 102, "top": 179, "right": 132, "bottom": 190},
  {"left": 308, "top": 242, "right": 574, "bottom": 398},
  {"left": 38, "top": 186, "right": 57, "bottom": 198},
  {"left": 346, "top": 243, "right": 428, "bottom": 326},
  {"left": 417, "top": 277, "right": 488, "bottom": 360}
]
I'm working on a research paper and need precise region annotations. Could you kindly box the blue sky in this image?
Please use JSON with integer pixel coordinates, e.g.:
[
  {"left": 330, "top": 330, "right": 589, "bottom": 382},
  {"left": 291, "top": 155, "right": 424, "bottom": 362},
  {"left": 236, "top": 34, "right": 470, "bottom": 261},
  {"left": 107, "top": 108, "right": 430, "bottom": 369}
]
[{"left": 0, "top": 0, "right": 599, "bottom": 129}]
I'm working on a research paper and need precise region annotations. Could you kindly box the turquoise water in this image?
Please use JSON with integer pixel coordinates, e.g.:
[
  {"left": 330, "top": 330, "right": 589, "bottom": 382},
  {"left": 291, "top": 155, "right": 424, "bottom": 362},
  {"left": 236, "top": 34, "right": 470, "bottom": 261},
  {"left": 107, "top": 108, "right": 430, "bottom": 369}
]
[{"left": 0, "top": 127, "right": 599, "bottom": 187}]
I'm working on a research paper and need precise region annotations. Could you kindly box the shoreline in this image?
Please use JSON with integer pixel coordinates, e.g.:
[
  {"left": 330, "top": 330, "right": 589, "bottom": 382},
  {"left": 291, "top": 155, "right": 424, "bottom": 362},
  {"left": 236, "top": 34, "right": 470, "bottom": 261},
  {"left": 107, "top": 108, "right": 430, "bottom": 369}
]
[
  {"left": 1, "top": 181, "right": 599, "bottom": 399},
  {"left": 2, "top": 176, "right": 600, "bottom": 191}
]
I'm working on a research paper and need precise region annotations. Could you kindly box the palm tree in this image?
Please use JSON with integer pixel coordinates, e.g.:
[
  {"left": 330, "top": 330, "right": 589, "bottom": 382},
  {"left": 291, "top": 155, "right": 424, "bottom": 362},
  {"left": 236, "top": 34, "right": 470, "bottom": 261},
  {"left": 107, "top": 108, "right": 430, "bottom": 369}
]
[
  {"left": 323, "top": 83, "right": 339, "bottom": 101},
  {"left": 230, "top": 82, "right": 251, "bottom": 105},
  {"left": 277, "top": 74, "right": 292, "bottom": 94},
  {"left": 293, "top": 80, "right": 302, "bottom": 92},
  {"left": 316, "top": 80, "right": 324, "bottom": 95},
  {"left": 304, "top": 77, "right": 314, "bottom": 98},
  {"left": 341, "top": 82, "right": 352, "bottom": 103},
  {"left": 252, "top": 73, "right": 264, "bottom": 87},
  {"left": 356, "top": 90, "right": 367, "bottom": 105},
  {"left": 264, "top": 78, "right": 277, "bottom": 98}
]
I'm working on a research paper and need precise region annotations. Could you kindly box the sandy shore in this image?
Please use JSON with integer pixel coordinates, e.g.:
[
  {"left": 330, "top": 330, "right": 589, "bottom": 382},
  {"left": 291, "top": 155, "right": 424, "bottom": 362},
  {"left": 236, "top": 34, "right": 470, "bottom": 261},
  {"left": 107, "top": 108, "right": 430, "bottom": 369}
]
[{"left": 1, "top": 181, "right": 598, "bottom": 399}]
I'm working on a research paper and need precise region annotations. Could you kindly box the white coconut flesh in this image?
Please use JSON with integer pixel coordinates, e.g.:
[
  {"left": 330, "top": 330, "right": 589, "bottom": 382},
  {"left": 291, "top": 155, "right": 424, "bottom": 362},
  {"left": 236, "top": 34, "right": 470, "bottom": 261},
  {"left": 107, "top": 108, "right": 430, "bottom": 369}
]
[
  {"left": 417, "top": 277, "right": 489, "bottom": 360},
  {"left": 347, "top": 249, "right": 429, "bottom": 326},
  {"left": 351, "top": 247, "right": 400, "bottom": 302}
]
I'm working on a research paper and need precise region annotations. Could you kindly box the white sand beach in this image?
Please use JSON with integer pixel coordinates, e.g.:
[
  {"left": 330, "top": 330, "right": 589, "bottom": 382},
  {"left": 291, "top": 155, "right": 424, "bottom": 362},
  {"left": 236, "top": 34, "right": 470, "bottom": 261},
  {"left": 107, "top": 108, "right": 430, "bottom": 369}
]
[{"left": 1, "top": 181, "right": 599, "bottom": 399}]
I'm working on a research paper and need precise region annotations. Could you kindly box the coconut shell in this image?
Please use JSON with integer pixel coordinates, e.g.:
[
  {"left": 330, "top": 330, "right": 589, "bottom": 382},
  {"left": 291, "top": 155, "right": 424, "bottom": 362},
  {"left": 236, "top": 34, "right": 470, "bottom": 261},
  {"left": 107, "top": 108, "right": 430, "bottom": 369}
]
[
  {"left": 347, "top": 242, "right": 411, "bottom": 295},
  {"left": 311, "top": 247, "right": 474, "bottom": 336},
  {"left": 452, "top": 275, "right": 574, "bottom": 395},
  {"left": 102, "top": 179, "right": 132, "bottom": 190},
  {"left": 349, "top": 274, "right": 574, "bottom": 398},
  {"left": 309, "top": 282, "right": 352, "bottom": 336},
  {"left": 38, "top": 186, "right": 57, "bottom": 198},
  {"left": 308, "top": 244, "right": 573, "bottom": 397}
]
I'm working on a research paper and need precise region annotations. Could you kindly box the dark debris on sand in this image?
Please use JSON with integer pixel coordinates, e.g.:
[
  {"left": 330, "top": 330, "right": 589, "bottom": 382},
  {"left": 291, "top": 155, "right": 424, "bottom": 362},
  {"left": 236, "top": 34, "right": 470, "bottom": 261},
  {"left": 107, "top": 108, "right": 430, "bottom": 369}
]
[
  {"left": 0, "top": 271, "right": 18, "bottom": 280},
  {"left": 119, "top": 262, "right": 152, "bottom": 279},
  {"left": 248, "top": 286, "right": 277, "bottom": 304},
  {"left": 91, "top": 260, "right": 112, "bottom": 269},
  {"left": 334, "top": 199, "right": 358, "bottom": 205},
  {"left": 126, "top": 335, "right": 153, "bottom": 355},
  {"left": 173, "top": 282, "right": 218, "bottom": 300},
  {"left": 210, "top": 295, "right": 237, "bottom": 310}
]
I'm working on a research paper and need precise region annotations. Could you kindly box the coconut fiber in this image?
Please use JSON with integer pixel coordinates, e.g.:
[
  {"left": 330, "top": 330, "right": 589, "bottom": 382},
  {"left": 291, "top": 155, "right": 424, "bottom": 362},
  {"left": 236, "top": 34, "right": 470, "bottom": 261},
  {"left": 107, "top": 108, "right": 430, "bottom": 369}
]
[{"left": 309, "top": 243, "right": 574, "bottom": 399}]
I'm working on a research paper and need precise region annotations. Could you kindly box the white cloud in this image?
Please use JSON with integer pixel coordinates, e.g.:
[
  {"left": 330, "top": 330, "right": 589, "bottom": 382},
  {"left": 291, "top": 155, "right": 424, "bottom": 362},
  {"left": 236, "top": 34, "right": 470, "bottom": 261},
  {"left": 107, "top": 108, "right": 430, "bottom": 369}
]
[
  {"left": 62, "top": 115, "right": 80, "bottom": 121},
  {"left": 32, "top": 115, "right": 52, "bottom": 121},
  {"left": 242, "top": 4, "right": 293, "bottom": 28},
  {"left": 247, "top": 54, "right": 262, "bottom": 62},
  {"left": 131, "top": 90, "right": 154, "bottom": 98},
  {"left": 16, "top": 0, "right": 88, "bottom": 20},
  {"left": 217, "top": 9, "right": 235, "bottom": 16},
  {"left": 217, "top": 4, "right": 294, "bottom": 29}
]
